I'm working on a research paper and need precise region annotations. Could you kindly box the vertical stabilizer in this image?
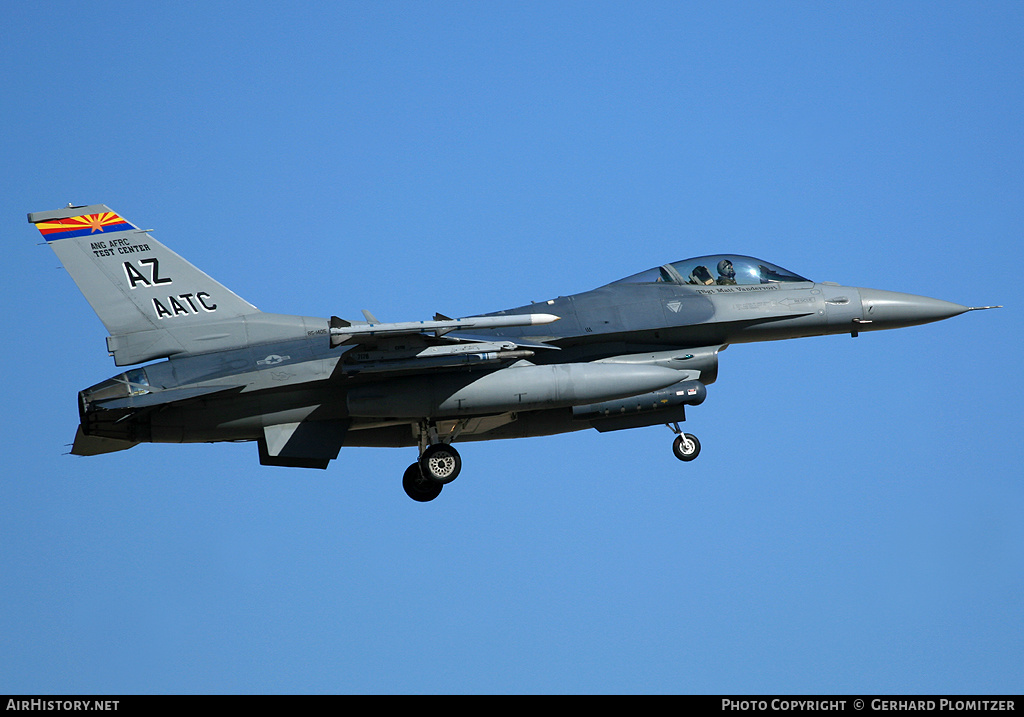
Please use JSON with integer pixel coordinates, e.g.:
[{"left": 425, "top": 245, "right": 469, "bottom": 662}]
[{"left": 30, "top": 204, "right": 261, "bottom": 364}]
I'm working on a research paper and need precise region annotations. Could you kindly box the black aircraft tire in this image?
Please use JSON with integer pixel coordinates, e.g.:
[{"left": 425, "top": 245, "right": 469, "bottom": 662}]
[
  {"left": 403, "top": 463, "right": 443, "bottom": 502},
  {"left": 419, "top": 444, "right": 462, "bottom": 485},
  {"left": 672, "top": 433, "right": 701, "bottom": 462}
]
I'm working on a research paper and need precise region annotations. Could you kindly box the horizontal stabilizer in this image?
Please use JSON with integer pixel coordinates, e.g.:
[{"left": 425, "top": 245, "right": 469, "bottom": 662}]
[
  {"left": 92, "top": 383, "right": 245, "bottom": 410},
  {"left": 70, "top": 426, "right": 138, "bottom": 456}
]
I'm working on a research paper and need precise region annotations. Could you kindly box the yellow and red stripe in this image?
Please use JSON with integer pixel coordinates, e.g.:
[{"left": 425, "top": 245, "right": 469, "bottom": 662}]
[{"left": 36, "top": 212, "right": 134, "bottom": 241}]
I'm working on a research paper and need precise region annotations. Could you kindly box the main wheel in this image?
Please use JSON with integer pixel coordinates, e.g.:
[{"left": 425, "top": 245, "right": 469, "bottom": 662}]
[
  {"left": 672, "top": 433, "right": 701, "bottom": 462},
  {"left": 419, "top": 443, "right": 462, "bottom": 484},
  {"left": 403, "top": 463, "right": 443, "bottom": 502}
]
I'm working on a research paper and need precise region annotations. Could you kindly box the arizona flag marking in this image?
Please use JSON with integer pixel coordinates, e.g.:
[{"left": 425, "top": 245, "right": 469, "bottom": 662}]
[{"left": 35, "top": 212, "right": 134, "bottom": 241}]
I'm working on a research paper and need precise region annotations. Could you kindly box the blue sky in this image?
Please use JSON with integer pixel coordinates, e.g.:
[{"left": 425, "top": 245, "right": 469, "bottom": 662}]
[{"left": 2, "top": 1, "right": 1021, "bottom": 694}]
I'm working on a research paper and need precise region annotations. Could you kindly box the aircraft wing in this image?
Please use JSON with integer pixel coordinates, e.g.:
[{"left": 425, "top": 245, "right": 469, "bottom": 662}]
[
  {"left": 437, "top": 332, "right": 561, "bottom": 351},
  {"left": 329, "top": 313, "right": 561, "bottom": 376},
  {"left": 329, "top": 312, "right": 560, "bottom": 347}
]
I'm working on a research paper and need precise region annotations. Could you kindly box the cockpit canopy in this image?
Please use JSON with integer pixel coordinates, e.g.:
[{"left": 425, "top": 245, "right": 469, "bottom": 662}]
[{"left": 610, "top": 255, "right": 811, "bottom": 287}]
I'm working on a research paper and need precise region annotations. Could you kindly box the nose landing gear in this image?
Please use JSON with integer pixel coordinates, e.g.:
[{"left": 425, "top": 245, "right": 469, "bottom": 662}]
[{"left": 668, "top": 422, "right": 701, "bottom": 462}]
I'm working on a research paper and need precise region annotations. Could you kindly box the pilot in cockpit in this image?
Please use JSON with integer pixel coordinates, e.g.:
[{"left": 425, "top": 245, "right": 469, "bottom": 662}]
[{"left": 716, "top": 259, "right": 737, "bottom": 285}]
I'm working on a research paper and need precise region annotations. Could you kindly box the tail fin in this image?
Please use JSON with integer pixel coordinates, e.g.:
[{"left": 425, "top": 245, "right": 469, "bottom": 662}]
[{"left": 30, "top": 204, "right": 260, "bottom": 365}]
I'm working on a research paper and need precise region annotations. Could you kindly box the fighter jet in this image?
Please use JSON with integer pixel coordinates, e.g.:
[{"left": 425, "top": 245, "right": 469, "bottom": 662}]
[{"left": 30, "top": 204, "right": 999, "bottom": 501}]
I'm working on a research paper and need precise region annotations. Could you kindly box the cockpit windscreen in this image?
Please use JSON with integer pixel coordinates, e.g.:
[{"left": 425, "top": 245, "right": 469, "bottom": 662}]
[{"left": 611, "top": 255, "right": 810, "bottom": 287}]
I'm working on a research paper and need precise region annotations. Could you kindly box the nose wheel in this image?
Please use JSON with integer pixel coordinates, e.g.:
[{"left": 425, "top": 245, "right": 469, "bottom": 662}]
[
  {"left": 672, "top": 433, "right": 701, "bottom": 461},
  {"left": 668, "top": 422, "right": 701, "bottom": 462}
]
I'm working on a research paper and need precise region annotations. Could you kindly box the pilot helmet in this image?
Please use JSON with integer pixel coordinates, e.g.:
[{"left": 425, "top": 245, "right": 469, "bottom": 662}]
[{"left": 718, "top": 259, "right": 735, "bottom": 278}]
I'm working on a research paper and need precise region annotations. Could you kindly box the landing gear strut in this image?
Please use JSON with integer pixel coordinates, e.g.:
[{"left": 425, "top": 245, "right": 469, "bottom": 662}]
[{"left": 668, "top": 422, "right": 701, "bottom": 462}]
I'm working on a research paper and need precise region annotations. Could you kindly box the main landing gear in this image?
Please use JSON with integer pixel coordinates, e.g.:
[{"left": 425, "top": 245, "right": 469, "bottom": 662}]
[
  {"left": 402, "top": 420, "right": 700, "bottom": 501},
  {"left": 402, "top": 444, "right": 462, "bottom": 502},
  {"left": 402, "top": 422, "right": 463, "bottom": 502},
  {"left": 668, "top": 422, "right": 701, "bottom": 462}
]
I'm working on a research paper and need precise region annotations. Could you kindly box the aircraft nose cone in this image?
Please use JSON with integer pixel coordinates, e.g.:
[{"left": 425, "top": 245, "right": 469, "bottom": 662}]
[{"left": 859, "top": 288, "right": 970, "bottom": 329}]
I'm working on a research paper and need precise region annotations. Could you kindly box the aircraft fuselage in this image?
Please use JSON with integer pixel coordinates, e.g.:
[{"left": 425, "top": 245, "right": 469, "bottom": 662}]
[
  {"left": 78, "top": 276, "right": 971, "bottom": 452},
  {"left": 32, "top": 205, "right": 988, "bottom": 499}
]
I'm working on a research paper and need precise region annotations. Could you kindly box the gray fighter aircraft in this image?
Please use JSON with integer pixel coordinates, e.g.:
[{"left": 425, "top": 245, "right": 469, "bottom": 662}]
[{"left": 30, "top": 204, "right": 999, "bottom": 501}]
